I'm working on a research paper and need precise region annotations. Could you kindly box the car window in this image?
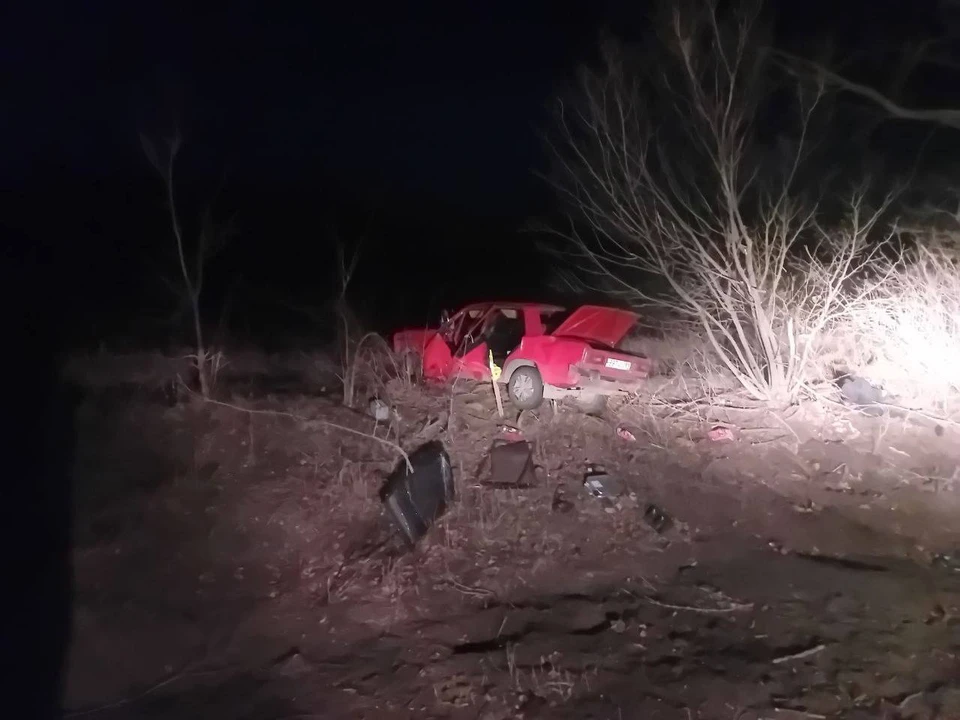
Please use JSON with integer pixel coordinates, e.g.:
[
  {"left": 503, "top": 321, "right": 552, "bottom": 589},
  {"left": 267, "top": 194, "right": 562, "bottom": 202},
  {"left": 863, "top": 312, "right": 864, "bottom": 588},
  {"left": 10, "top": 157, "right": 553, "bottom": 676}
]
[
  {"left": 542, "top": 309, "right": 572, "bottom": 333},
  {"left": 464, "top": 309, "right": 493, "bottom": 338}
]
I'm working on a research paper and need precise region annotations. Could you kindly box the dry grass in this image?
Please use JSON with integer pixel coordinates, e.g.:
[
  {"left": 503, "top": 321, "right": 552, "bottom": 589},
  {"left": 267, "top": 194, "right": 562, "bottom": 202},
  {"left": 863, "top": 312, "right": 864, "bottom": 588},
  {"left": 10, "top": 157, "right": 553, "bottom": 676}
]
[
  {"left": 339, "top": 332, "right": 415, "bottom": 408},
  {"left": 842, "top": 243, "right": 960, "bottom": 416},
  {"left": 623, "top": 319, "right": 743, "bottom": 405},
  {"left": 618, "top": 234, "right": 960, "bottom": 422}
]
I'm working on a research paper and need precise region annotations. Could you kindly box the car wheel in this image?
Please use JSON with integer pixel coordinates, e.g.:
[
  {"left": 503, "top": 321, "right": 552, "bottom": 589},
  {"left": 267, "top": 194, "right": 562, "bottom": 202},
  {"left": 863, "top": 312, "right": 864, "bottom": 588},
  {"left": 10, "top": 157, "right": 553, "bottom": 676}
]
[
  {"left": 576, "top": 393, "right": 607, "bottom": 415},
  {"left": 507, "top": 366, "right": 544, "bottom": 410}
]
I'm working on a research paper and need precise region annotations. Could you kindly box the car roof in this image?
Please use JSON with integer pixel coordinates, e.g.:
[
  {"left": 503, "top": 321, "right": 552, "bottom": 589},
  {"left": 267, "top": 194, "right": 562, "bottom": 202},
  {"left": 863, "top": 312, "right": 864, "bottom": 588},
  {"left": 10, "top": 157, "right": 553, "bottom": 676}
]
[{"left": 457, "top": 301, "right": 566, "bottom": 314}]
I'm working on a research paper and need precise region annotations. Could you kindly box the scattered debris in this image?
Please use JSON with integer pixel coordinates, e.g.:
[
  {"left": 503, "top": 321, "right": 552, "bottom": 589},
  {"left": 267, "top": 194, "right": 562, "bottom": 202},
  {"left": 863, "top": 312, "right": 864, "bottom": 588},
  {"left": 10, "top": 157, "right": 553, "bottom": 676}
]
[
  {"left": 380, "top": 440, "right": 455, "bottom": 547},
  {"left": 643, "top": 504, "right": 673, "bottom": 534},
  {"left": 932, "top": 551, "right": 960, "bottom": 573},
  {"left": 368, "top": 398, "right": 397, "bottom": 422},
  {"left": 497, "top": 424, "right": 525, "bottom": 442},
  {"left": 483, "top": 440, "right": 538, "bottom": 488},
  {"left": 616, "top": 426, "right": 637, "bottom": 442},
  {"left": 583, "top": 466, "right": 623, "bottom": 500},
  {"left": 707, "top": 425, "right": 737, "bottom": 442},
  {"left": 836, "top": 374, "right": 885, "bottom": 416},
  {"left": 551, "top": 484, "right": 575, "bottom": 513}
]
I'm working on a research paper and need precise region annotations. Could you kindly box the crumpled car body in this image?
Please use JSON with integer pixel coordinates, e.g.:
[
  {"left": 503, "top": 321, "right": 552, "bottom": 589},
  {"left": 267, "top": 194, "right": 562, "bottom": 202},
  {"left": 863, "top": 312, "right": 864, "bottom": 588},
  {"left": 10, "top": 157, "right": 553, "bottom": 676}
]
[{"left": 392, "top": 302, "right": 654, "bottom": 404}]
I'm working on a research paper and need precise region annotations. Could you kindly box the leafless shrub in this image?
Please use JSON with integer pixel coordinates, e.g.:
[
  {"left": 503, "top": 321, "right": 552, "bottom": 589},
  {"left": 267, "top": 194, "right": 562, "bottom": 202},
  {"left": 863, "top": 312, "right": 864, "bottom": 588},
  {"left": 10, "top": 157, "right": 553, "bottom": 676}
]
[
  {"left": 141, "top": 131, "right": 234, "bottom": 398},
  {"left": 340, "top": 331, "right": 412, "bottom": 408},
  {"left": 330, "top": 238, "right": 416, "bottom": 408},
  {"left": 547, "top": 0, "right": 895, "bottom": 406}
]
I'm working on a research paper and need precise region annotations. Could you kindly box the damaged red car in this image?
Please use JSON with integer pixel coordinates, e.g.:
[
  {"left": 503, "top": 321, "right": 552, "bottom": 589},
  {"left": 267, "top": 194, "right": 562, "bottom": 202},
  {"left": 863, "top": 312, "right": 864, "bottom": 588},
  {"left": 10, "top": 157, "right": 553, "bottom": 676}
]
[{"left": 392, "top": 302, "right": 654, "bottom": 412}]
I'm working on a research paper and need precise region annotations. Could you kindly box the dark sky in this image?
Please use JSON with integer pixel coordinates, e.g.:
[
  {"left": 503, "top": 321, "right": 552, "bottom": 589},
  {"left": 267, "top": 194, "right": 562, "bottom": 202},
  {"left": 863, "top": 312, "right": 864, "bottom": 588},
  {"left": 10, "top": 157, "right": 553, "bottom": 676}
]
[
  {"left": 5, "top": 0, "right": 960, "bottom": 345},
  {"left": 6, "top": 0, "right": 955, "bottom": 209},
  {"left": 6, "top": 0, "right": 623, "bottom": 215}
]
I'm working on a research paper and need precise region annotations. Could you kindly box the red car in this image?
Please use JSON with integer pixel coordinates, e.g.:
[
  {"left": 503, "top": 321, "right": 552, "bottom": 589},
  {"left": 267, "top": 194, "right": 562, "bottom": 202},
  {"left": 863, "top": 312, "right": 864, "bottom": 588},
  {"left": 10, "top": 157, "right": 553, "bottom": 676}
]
[{"left": 392, "top": 302, "right": 653, "bottom": 411}]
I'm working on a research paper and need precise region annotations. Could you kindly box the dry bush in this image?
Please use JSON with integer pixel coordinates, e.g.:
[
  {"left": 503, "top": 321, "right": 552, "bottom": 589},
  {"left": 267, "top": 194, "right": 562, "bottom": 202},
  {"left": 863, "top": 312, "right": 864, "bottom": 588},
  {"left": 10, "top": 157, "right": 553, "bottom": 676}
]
[
  {"left": 547, "top": 0, "right": 893, "bottom": 406},
  {"left": 340, "top": 332, "right": 415, "bottom": 408},
  {"left": 842, "top": 236, "right": 960, "bottom": 414}
]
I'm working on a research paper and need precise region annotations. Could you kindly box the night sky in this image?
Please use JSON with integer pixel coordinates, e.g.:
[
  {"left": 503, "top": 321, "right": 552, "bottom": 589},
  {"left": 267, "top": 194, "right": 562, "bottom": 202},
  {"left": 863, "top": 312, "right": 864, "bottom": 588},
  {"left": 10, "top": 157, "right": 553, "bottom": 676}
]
[
  {"left": 8, "top": 1, "right": 614, "bottom": 210},
  {"left": 4, "top": 0, "right": 958, "bottom": 347}
]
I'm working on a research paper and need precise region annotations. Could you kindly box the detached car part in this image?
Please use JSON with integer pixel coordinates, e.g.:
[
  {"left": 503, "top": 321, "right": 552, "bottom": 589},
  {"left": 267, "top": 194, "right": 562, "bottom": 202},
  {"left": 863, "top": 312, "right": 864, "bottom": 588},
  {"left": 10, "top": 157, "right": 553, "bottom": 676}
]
[{"left": 379, "top": 441, "right": 455, "bottom": 547}]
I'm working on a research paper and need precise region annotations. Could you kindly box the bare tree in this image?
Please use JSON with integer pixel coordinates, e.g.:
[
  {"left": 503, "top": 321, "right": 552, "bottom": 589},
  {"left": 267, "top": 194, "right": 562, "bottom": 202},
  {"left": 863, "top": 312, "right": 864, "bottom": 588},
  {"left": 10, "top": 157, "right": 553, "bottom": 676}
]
[
  {"left": 141, "top": 131, "right": 232, "bottom": 398},
  {"left": 547, "top": 0, "right": 893, "bottom": 405}
]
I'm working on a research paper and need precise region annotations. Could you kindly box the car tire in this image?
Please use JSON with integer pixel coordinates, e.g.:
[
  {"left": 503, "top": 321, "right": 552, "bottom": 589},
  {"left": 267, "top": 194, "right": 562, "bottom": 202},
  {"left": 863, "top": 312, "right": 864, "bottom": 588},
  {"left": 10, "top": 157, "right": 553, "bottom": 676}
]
[
  {"left": 507, "top": 366, "right": 544, "bottom": 410},
  {"left": 576, "top": 393, "right": 607, "bottom": 415}
]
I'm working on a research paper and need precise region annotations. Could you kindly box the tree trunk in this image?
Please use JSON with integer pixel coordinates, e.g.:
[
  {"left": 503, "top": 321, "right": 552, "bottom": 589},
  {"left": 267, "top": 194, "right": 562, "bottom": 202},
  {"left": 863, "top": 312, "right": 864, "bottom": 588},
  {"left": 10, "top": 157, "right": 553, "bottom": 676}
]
[{"left": 191, "top": 293, "right": 210, "bottom": 398}]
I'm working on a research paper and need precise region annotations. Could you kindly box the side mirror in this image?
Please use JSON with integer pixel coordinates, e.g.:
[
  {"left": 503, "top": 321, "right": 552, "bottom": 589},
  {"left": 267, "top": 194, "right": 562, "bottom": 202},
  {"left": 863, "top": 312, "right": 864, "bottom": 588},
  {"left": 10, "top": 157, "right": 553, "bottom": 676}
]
[{"left": 440, "top": 309, "right": 450, "bottom": 327}]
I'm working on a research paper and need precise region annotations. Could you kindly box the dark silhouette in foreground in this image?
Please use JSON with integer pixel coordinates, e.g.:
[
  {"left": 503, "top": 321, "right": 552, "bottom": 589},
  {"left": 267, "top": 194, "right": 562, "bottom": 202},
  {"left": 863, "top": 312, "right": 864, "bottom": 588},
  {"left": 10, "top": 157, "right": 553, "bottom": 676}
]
[{"left": 2, "top": 245, "right": 75, "bottom": 717}]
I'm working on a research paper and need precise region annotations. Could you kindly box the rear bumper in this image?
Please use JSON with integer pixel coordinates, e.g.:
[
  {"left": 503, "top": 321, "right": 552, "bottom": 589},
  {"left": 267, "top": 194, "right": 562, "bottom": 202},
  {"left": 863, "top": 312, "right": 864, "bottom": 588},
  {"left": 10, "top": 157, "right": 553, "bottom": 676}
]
[
  {"left": 542, "top": 374, "right": 647, "bottom": 400},
  {"left": 496, "top": 363, "right": 648, "bottom": 398}
]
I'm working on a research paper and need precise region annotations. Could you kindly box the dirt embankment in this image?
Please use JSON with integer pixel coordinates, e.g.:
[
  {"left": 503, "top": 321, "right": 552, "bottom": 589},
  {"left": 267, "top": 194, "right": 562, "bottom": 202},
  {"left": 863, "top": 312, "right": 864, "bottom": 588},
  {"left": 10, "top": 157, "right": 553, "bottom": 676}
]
[{"left": 64, "top": 383, "right": 960, "bottom": 719}]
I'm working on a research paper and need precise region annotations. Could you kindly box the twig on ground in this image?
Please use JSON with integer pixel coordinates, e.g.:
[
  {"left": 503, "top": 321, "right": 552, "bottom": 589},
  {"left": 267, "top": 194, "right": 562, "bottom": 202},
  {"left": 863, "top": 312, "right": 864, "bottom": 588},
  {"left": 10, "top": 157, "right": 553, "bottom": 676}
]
[
  {"left": 771, "top": 643, "right": 827, "bottom": 664},
  {"left": 645, "top": 596, "right": 754, "bottom": 614},
  {"left": 439, "top": 576, "right": 498, "bottom": 600}
]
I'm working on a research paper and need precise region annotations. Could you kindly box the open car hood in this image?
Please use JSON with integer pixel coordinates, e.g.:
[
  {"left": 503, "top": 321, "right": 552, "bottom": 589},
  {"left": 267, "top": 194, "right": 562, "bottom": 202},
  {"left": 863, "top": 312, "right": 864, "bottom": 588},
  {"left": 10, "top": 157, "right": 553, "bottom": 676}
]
[{"left": 551, "top": 305, "right": 638, "bottom": 348}]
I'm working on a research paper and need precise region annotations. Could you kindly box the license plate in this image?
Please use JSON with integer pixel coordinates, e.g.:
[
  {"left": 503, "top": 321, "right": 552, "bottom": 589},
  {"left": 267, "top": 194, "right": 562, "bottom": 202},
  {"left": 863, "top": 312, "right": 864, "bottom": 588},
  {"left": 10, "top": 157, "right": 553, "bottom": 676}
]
[{"left": 604, "top": 358, "right": 631, "bottom": 371}]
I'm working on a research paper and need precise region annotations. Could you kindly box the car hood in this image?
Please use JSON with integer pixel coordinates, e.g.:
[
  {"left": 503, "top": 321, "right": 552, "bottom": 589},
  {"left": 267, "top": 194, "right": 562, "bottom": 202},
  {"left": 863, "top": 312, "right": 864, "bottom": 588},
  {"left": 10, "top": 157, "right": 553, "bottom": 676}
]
[{"left": 551, "top": 305, "right": 638, "bottom": 348}]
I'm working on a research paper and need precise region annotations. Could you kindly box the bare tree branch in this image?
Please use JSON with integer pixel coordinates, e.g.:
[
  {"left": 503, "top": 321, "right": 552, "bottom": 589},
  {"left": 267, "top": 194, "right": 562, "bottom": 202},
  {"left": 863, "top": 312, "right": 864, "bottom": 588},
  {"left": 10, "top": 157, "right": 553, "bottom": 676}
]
[{"left": 779, "top": 52, "right": 960, "bottom": 129}]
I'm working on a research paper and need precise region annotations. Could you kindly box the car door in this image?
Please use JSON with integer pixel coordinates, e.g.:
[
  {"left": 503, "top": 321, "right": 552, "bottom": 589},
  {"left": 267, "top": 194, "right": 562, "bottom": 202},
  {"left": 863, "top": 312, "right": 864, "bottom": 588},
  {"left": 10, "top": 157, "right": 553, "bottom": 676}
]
[{"left": 450, "top": 306, "right": 497, "bottom": 380}]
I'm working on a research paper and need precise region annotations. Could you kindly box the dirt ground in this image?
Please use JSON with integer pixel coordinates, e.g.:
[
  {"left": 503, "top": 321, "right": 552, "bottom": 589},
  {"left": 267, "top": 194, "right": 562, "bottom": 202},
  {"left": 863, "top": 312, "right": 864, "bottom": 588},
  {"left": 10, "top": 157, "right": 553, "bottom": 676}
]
[{"left": 63, "top": 377, "right": 960, "bottom": 720}]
